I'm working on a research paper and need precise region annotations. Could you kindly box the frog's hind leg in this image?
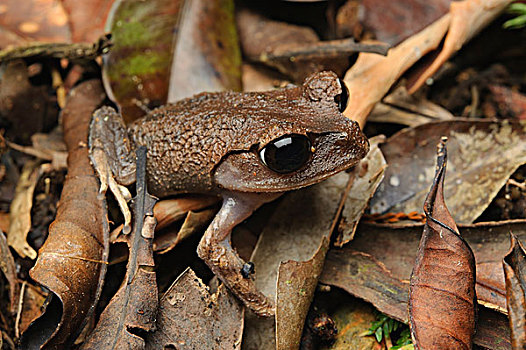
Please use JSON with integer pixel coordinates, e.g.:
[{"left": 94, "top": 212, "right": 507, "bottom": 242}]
[
  {"left": 197, "top": 191, "right": 281, "bottom": 317},
  {"left": 89, "top": 106, "right": 137, "bottom": 233}
]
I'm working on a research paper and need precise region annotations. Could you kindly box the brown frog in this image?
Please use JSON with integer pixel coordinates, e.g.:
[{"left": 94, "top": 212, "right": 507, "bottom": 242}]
[{"left": 89, "top": 71, "right": 369, "bottom": 317}]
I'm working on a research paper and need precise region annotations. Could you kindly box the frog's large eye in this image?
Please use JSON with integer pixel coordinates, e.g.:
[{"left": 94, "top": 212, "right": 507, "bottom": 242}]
[
  {"left": 334, "top": 79, "right": 349, "bottom": 113},
  {"left": 259, "top": 134, "right": 312, "bottom": 174}
]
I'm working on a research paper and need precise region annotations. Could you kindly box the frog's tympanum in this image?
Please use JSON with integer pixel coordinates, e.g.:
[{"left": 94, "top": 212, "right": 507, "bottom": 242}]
[{"left": 89, "top": 71, "right": 369, "bottom": 317}]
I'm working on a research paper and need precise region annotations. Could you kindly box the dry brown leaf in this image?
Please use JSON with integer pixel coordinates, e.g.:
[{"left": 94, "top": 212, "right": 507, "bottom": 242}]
[
  {"left": 409, "top": 138, "right": 477, "bottom": 349},
  {"left": 145, "top": 268, "right": 244, "bottom": 350},
  {"left": 335, "top": 135, "right": 386, "bottom": 247},
  {"left": 320, "top": 235, "right": 512, "bottom": 349},
  {"left": 370, "top": 120, "right": 526, "bottom": 224},
  {"left": 21, "top": 80, "right": 109, "bottom": 349},
  {"left": 503, "top": 233, "right": 526, "bottom": 349},
  {"left": 7, "top": 160, "right": 44, "bottom": 259}
]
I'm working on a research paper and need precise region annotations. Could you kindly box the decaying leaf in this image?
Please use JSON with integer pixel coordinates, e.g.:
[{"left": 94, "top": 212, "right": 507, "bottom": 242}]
[
  {"left": 320, "top": 242, "right": 511, "bottom": 349},
  {"left": 145, "top": 268, "right": 243, "bottom": 350},
  {"left": 321, "top": 249, "right": 409, "bottom": 323},
  {"left": 82, "top": 147, "right": 158, "bottom": 349},
  {"left": 370, "top": 119, "right": 526, "bottom": 224},
  {"left": 503, "top": 233, "right": 526, "bottom": 349},
  {"left": 104, "top": 0, "right": 241, "bottom": 121},
  {"left": 244, "top": 172, "right": 353, "bottom": 350},
  {"left": 7, "top": 160, "right": 44, "bottom": 260},
  {"left": 409, "top": 139, "right": 476, "bottom": 349},
  {"left": 21, "top": 80, "right": 109, "bottom": 349},
  {"left": 0, "top": 229, "right": 18, "bottom": 314},
  {"left": 335, "top": 135, "right": 386, "bottom": 247}
]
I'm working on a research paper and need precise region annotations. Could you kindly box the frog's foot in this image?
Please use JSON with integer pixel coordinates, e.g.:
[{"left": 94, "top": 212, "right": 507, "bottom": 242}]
[
  {"left": 197, "top": 191, "right": 281, "bottom": 317},
  {"left": 89, "top": 107, "right": 137, "bottom": 234},
  {"left": 90, "top": 147, "right": 133, "bottom": 233}
]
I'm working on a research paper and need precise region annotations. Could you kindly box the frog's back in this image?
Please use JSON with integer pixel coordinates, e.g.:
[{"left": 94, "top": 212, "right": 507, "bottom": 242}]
[{"left": 128, "top": 90, "right": 294, "bottom": 196}]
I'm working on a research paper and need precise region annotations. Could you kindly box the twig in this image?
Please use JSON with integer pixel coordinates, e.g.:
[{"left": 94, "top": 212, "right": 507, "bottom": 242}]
[{"left": 15, "top": 281, "right": 26, "bottom": 339}]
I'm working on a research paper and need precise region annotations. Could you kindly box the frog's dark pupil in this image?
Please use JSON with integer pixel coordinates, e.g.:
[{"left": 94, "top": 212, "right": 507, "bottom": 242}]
[
  {"left": 260, "top": 134, "right": 311, "bottom": 174},
  {"left": 334, "top": 79, "right": 349, "bottom": 113}
]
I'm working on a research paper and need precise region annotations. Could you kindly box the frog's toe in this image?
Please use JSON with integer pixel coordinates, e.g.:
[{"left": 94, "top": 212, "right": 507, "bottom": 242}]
[{"left": 90, "top": 147, "right": 132, "bottom": 234}]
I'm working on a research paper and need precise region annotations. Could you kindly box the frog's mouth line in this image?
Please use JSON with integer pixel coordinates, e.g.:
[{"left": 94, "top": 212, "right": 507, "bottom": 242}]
[{"left": 212, "top": 131, "right": 369, "bottom": 193}]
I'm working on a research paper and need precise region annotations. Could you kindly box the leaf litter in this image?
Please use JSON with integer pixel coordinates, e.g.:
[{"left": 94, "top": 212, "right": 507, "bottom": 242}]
[{"left": 0, "top": 0, "right": 524, "bottom": 349}]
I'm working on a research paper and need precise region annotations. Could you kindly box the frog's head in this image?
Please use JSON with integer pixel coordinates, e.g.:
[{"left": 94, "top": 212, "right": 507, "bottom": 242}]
[{"left": 213, "top": 71, "right": 369, "bottom": 192}]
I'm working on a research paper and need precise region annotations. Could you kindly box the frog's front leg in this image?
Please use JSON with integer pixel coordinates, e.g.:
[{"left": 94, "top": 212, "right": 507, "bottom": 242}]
[
  {"left": 89, "top": 106, "right": 137, "bottom": 234},
  {"left": 197, "top": 191, "right": 281, "bottom": 317}
]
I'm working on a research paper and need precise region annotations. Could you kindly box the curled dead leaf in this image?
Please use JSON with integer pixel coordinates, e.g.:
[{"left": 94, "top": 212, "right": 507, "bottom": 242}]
[
  {"left": 21, "top": 80, "right": 109, "bottom": 349},
  {"left": 409, "top": 138, "right": 477, "bottom": 349}
]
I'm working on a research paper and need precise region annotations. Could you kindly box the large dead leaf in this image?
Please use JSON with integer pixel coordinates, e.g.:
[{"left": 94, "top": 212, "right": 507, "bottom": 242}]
[
  {"left": 320, "top": 241, "right": 511, "bottom": 349},
  {"left": 21, "top": 80, "right": 109, "bottom": 349},
  {"left": 243, "top": 172, "right": 353, "bottom": 350},
  {"left": 409, "top": 139, "right": 476, "bottom": 348},
  {"left": 145, "top": 268, "right": 244, "bottom": 350},
  {"left": 503, "top": 234, "right": 526, "bottom": 349},
  {"left": 82, "top": 147, "right": 158, "bottom": 349},
  {"left": 370, "top": 119, "right": 526, "bottom": 224}
]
